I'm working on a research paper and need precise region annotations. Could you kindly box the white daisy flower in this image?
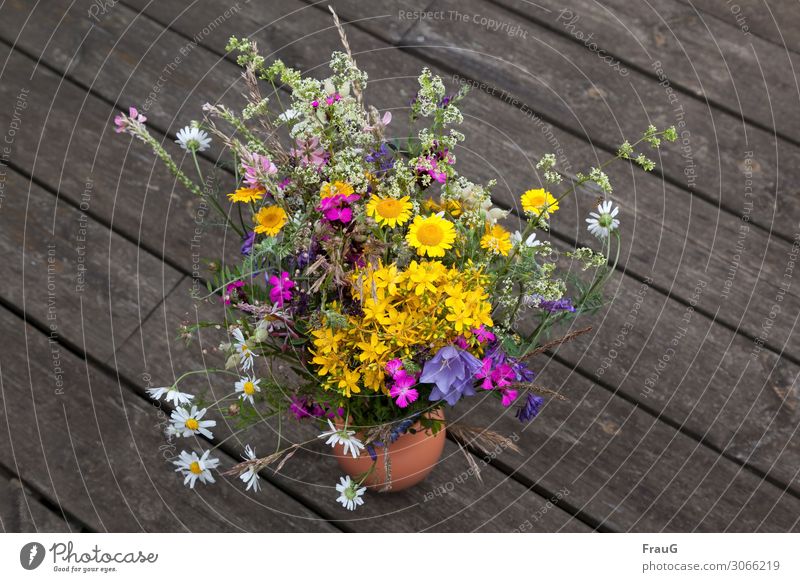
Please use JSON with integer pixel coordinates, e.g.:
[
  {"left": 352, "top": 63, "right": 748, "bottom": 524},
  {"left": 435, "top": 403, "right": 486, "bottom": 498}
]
[
  {"left": 147, "top": 386, "right": 194, "bottom": 406},
  {"left": 231, "top": 328, "right": 256, "bottom": 371},
  {"left": 511, "top": 230, "right": 541, "bottom": 248},
  {"left": 318, "top": 418, "right": 365, "bottom": 458},
  {"left": 175, "top": 126, "right": 211, "bottom": 152},
  {"left": 173, "top": 449, "right": 219, "bottom": 488},
  {"left": 335, "top": 475, "right": 366, "bottom": 511},
  {"left": 586, "top": 200, "right": 620, "bottom": 239},
  {"left": 239, "top": 444, "right": 261, "bottom": 493},
  {"left": 234, "top": 376, "right": 262, "bottom": 405},
  {"left": 170, "top": 405, "right": 217, "bottom": 439}
]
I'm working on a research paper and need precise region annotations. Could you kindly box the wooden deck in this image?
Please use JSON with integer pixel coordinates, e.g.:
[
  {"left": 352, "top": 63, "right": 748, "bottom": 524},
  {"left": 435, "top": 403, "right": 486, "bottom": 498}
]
[{"left": 1, "top": 0, "right": 799, "bottom": 532}]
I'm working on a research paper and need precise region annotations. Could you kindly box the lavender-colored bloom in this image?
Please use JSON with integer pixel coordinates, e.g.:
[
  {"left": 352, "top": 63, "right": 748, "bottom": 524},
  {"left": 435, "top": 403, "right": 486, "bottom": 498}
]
[
  {"left": 536, "top": 296, "right": 576, "bottom": 313},
  {"left": 516, "top": 393, "right": 544, "bottom": 422},
  {"left": 421, "top": 345, "right": 482, "bottom": 406},
  {"left": 365, "top": 143, "right": 395, "bottom": 176},
  {"left": 241, "top": 230, "right": 256, "bottom": 255}
]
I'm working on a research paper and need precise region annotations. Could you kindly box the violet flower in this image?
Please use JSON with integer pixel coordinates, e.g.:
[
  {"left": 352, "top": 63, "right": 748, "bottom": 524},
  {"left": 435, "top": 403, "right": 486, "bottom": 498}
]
[
  {"left": 421, "top": 345, "right": 482, "bottom": 406},
  {"left": 516, "top": 393, "right": 544, "bottom": 422},
  {"left": 240, "top": 230, "right": 256, "bottom": 255},
  {"left": 533, "top": 296, "right": 576, "bottom": 313}
]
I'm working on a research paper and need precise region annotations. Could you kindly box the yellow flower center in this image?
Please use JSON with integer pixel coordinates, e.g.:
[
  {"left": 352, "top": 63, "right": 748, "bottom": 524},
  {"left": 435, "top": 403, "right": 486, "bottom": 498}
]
[
  {"left": 259, "top": 208, "right": 283, "bottom": 227},
  {"left": 243, "top": 381, "right": 255, "bottom": 395},
  {"left": 416, "top": 223, "right": 444, "bottom": 247},
  {"left": 185, "top": 418, "right": 199, "bottom": 431},
  {"left": 376, "top": 198, "right": 403, "bottom": 219},
  {"left": 189, "top": 461, "right": 203, "bottom": 475}
]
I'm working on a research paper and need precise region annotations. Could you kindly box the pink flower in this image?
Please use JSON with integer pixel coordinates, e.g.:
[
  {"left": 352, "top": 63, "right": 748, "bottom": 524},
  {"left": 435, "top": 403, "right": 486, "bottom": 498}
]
[
  {"left": 268, "top": 272, "right": 294, "bottom": 306},
  {"left": 290, "top": 137, "right": 327, "bottom": 168},
  {"left": 385, "top": 358, "right": 403, "bottom": 377},
  {"left": 501, "top": 388, "right": 518, "bottom": 407},
  {"left": 477, "top": 360, "right": 515, "bottom": 391},
  {"left": 472, "top": 325, "right": 496, "bottom": 344},
  {"left": 114, "top": 106, "right": 146, "bottom": 133},
  {"left": 416, "top": 155, "right": 447, "bottom": 183},
  {"left": 222, "top": 280, "right": 245, "bottom": 306},
  {"left": 389, "top": 370, "right": 419, "bottom": 408},
  {"left": 318, "top": 192, "right": 359, "bottom": 224},
  {"left": 241, "top": 152, "right": 277, "bottom": 189},
  {"left": 325, "top": 92, "right": 341, "bottom": 105}
]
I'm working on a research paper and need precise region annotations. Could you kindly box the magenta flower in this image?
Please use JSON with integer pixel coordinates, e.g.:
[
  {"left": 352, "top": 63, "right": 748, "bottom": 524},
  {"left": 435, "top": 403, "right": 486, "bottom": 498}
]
[
  {"left": 290, "top": 137, "right": 327, "bottom": 168},
  {"left": 222, "top": 280, "right": 245, "bottom": 306},
  {"left": 416, "top": 155, "right": 447, "bottom": 183},
  {"left": 473, "top": 325, "right": 496, "bottom": 344},
  {"left": 385, "top": 358, "right": 403, "bottom": 377},
  {"left": 477, "top": 360, "right": 515, "bottom": 392},
  {"left": 318, "top": 192, "right": 359, "bottom": 224},
  {"left": 389, "top": 370, "right": 419, "bottom": 408},
  {"left": 325, "top": 92, "right": 342, "bottom": 105},
  {"left": 501, "top": 388, "right": 518, "bottom": 407},
  {"left": 268, "top": 272, "right": 294, "bottom": 306}
]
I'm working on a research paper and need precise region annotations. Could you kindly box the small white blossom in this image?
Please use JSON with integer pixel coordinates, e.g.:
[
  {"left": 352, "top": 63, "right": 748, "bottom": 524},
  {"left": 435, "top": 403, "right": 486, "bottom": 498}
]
[
  {"left": 511, "top": 231, "right": 541, "bottom": 248},
  {"left": 170, "top": 406, "right": 217, "bottom": 439},
  {"left": 147, "top": 386, "right": 194, "bottom": 406},
  {"left": 586, "top": 200, "right": 620, "bottom": 239},
  {"left": 318, "top": 419, "right": 365, "bottom": 458},
  {"left": 173, "top": 450, "right": 219, "bottom": 488},
  {"left": 278, "top": 108, "right": 300, "bottom": 122},
  {"left": 335, "top": 475, "right": 366, "bottom": 511},
  {"left": 175, "top": 126, "right": 211, "bottom": 152},
  {"left": 231, "top": 328, "right": 256, "bottom": 371},
  {"left": 239, "top": 445, "right": 261, "bottom": 493},
  {"left": 234, "top": 376, "right": 262, "bottom": 405}
]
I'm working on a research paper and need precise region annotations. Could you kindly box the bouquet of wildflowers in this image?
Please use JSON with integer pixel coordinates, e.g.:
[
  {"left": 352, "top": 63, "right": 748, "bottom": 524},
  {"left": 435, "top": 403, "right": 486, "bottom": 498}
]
[{"left": 115, "top": 16, "right": 675, "bottom": 510}]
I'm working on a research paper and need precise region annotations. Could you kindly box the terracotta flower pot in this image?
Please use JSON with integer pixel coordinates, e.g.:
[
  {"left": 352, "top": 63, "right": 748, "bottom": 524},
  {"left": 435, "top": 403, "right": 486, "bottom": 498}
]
[{"left": 333, "top": 410, "right": 446, "bottom": 492}]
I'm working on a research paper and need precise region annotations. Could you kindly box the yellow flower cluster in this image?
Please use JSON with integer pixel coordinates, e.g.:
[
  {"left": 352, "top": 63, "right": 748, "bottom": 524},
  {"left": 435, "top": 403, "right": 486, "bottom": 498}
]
[{"left": 310, "top": 260, "right": 493, "bottom": 398}]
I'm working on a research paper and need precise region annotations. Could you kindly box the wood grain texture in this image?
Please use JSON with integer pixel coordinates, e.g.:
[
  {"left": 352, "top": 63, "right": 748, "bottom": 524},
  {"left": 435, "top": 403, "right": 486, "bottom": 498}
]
[
  {"left": 492, "top": 0, "right": 800, "bottom": 143},
  {"left": 0, "top": 165, "right": 181, "bottom": 362},
  {"left": 685, "top": 0, "right": 800, "bottom": 54},
  {"left": 0, "top": 304, "right": 337, "bottom": 532},
  {"left": 0, "top": 471, "right": 74, "bottom": 532},
  {"left": 396, "top": 0, "right": 800, "bottom": 245}
]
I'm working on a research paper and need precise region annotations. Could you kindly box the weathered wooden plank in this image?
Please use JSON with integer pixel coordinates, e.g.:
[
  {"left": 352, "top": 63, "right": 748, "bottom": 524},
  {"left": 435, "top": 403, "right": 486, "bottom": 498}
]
[
  {"left": 0, "top": 165, "right": 182, "bottom": 362},
  {"left": 490, "top": 0, "right": 800, "bottom": 143},
  {"left": 394, "top": 0, "right": 800, "bottom": 245},
  {"left": 109, "top": 277, "right": 591, "bottom": 532},
  {"left": 0, "top": 470, "right": 74, "bottom": 532},
  {"left": 0, "top": 303, "right": 337, "bottom": 532},
  {"left": 0, "top": 39, "right": 238, "bottom": 277},
  {"left": 686, "top": 0, "right": 800, "bottom": 55},
  {"left": 453, "top": 357, "right": 800, "bottom": 532}
]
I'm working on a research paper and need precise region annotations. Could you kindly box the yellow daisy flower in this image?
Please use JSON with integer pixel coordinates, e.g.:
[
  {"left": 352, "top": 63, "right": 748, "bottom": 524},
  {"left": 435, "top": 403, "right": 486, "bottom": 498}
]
[
  {"left": 406, "top": 214, "right": 457, "bottom": 257},
  {"left": 521, "top": 188, "right": 559, "bottom": 217},
  {"left": 253, "top": 205, "right": 287, "bottom": 236},
  {"left": 227, "top": 187, "right": 265, "bottom": 204},
  {"left": 320, "top": 180, "right": 354, "bottom": 199},
  {"left": 480, "top": 224, "right": 513, "bottom": 256},
  {"left": 366, "top": 195, "right": 413, "bottom": 227}
]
